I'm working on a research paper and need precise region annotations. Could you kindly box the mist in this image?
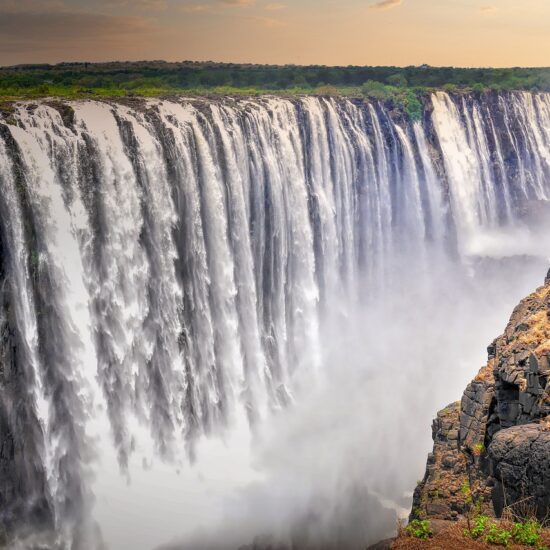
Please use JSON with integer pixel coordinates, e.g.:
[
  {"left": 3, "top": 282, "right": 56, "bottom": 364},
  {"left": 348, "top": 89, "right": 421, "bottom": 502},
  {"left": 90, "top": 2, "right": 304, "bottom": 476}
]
[{"left": 148, "top": 225, "right": 549, "bottom": 550}]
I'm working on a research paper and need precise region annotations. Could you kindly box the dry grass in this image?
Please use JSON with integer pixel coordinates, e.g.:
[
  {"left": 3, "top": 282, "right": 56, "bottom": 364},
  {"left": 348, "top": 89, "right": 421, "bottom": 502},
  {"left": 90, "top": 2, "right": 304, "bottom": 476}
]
[
  {"left": 391, "top": 519, "right": 550, "bottom": 549},
  {"left": 475, "top": 362, "right": 496, "bottom": 383},
  {"left": 534, "top": 285, "right": 550, "bottom": 301},
  {"left": 514, "top": 310, "right": 550, "bottom": 354}
]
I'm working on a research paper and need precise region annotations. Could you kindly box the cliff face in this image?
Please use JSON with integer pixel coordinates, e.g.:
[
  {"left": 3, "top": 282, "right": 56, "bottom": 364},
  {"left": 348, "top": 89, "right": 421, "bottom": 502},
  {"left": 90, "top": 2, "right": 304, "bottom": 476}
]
[{"left": 412, "top": 271, "right": 550, "bottom": 522}]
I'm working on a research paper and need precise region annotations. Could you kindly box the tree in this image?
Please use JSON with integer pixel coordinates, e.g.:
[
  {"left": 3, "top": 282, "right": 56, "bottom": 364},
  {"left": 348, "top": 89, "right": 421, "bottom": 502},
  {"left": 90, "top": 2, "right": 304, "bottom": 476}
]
[{"left": 387, "top": 73, "right": 408, "bottom": 88}]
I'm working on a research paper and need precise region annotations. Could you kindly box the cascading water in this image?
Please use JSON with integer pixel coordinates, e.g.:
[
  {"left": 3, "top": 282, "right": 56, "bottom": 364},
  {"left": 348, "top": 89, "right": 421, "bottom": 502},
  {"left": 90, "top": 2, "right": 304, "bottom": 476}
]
[{"left": 0, "top": 92, "right": 550, "bottom": 549}]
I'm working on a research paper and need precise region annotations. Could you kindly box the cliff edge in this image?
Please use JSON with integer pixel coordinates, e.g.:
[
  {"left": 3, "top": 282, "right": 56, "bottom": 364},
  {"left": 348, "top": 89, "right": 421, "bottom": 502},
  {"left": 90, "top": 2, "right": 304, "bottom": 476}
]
[{"left": 411, "top": 269, "right": 550, "bottom": 524}]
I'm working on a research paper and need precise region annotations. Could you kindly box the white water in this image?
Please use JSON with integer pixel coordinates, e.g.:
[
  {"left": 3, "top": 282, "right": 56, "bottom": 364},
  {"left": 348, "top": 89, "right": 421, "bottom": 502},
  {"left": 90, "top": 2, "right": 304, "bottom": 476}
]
[{"left": 0, "top": 93, "right": 549, "bottom": 549}]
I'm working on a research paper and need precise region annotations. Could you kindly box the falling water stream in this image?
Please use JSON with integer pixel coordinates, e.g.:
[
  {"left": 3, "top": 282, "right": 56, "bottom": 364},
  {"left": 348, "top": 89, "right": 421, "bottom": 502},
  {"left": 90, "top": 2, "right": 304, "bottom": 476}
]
[{"left": 1, "top": 92, "right": 550, "bottom": 549}]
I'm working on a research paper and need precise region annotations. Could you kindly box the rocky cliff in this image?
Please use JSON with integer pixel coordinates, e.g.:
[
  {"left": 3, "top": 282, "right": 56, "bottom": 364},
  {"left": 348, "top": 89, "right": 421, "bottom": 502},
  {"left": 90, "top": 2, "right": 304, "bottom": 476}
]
[{"left": 412, "top": 270, "right": 550, "bottom": 522}]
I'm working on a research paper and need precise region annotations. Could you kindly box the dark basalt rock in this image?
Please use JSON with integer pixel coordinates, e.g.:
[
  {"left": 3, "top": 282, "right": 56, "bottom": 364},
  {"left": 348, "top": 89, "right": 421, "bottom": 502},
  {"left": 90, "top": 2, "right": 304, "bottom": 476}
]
[
  {"left": 410, "top": 401, "right": 493, "bottom": 522},
  {"left": 489, "top": 423, "right": 550, "bottom": 518},
  {"left": 412, "top": 271, "right": 550, "bottom": 522}
]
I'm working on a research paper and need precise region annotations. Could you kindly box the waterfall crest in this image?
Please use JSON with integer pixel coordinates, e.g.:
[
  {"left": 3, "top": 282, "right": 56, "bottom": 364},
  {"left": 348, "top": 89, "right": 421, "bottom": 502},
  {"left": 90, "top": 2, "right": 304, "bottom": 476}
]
[{"left": 1, "top": 92, "right": 550, "bottom": 547}]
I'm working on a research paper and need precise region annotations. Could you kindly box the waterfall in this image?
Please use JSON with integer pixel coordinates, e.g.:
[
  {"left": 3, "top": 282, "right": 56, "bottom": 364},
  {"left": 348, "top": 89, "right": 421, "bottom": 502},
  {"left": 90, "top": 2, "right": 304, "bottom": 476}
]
[{"left": 1, "top": 93, "right": 550, "bottom": 549}]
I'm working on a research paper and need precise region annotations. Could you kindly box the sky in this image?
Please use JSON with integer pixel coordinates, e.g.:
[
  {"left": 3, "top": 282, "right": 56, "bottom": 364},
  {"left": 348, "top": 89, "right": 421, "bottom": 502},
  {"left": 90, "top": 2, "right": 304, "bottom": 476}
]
[{"left": 0, "top": 0, "right": 549, "bottom": 67}]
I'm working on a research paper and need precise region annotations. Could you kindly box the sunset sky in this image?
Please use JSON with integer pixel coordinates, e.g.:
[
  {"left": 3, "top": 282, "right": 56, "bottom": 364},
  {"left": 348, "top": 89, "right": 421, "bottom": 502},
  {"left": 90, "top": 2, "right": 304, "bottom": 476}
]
[{"left": 0, "top": 0, "right": 549, "bottom": 67}]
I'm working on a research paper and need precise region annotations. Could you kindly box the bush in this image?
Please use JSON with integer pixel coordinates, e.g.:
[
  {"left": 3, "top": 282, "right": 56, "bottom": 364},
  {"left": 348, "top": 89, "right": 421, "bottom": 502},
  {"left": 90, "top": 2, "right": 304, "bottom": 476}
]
[
  {"left": 361, "top": 80, "right": 394, "bottom": 101},
  {"left": 472, "top": 83, "right": 487, "bottom": 94},
  {"left": 403, "top": 90, "right": 422, "bottom": 122},
  {"left": 405, "top": 519, "right": 432, "bottom": 540},
  {"left": 465, "top": 517, "right": 548, "bottom": 548},
  {"left": 461, "top": 481, "right": 473, "bottom": 503},
  {"left": 315, "top": 84, "right": 338, "bottom": 96},
  {"left": 511, "top": 519, "right": 544, "bottom": 547},
  {"left": 36, "top": 83, "right": 50, "bottom": 95},
  {"left": 361, "top": 81, "right": 422, "bottom": 121},
  {"left": 387, "top": 73, "right": 408, "bottom": 88},
  {"left": 485, "top": 523, "right": 512, "bottom": 546},
  {"left": 443, "top": 83, "right": 458, "bottom": 93},
  {"left": 465, "top": 514, "right": 490, "bottom": 539}
]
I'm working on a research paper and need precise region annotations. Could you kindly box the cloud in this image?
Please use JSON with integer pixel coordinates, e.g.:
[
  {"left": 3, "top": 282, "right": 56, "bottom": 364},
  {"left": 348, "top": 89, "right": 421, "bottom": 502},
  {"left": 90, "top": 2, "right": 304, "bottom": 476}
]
[
  {"left": 479, "top": 5, "right": 498, "bottom": 14},
  {"left": 180, "top": 3, "right": 212, "bottom": 12},
  {"left": 264, "top": 2, "right": 285, "bottom": 10},
  {"left": 0, "top": 0, "right": 167, "bottom": 12},
  {"left": 0, "top": 0, "right": 66, "bottom": 13},
  {"left": 0, "top": 10, "right": 155, "bottom": 60},
  {"left": 98, "top": 0, "right": 168, "bottom": 9},
  {"left": 0, "top": 11, "right": 152, "bottom": 39},
  {"left": 369, "top": 0, "right": 402, "bottom": 10},
  {"left": 179, "top": 0, "right": 255, "bottom": 14},
  {"left": 245, "top": 14, "right": 284, "bottom": 27},
  {"left": 219, "top": 0, "right": 256, "bottom": 6}
]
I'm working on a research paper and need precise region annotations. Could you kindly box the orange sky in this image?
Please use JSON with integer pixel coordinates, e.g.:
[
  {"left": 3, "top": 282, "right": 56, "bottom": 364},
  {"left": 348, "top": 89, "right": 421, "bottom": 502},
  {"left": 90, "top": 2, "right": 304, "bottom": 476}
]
[{"left": 0, "top": 0, "right": 549, "bottom": 67}]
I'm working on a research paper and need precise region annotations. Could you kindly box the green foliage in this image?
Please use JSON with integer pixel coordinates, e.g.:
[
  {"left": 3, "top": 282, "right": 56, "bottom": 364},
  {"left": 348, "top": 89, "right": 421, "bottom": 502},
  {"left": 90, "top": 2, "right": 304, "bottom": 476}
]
[
  {"left": 511, "top": 519, "right": 545, "bottom": 547},
  {"left": 472, "top": 82, "right": 487, "bottom": 94},
  {"left": 464, "top": 514, "right": 490, "bottom": 539},
  {"left": 1, "top": 61, "right": 550, "bottom": 101},
  {"left": 464, "top": 514, "right": 548, "bottom": 548},
  {"left": 387, "top": 73, "right": 408, "bottom": 87},
  {"left": 36, "top": 83, "right": 50, "bottom": 95},
  {"left": 461, "top": 481, "right": 473, "bottom": 504},
  {"left": 534, "top": 72, "right": 550, "bottom": 92},
  {"left": 443, "top": 83, "right": 459, "bottom": 93},
  {"left": 315, "top": 84, "right": 339, "bottom": 96},
  {"left": 485, "top": 523, "right": 512, "bottom": 546},
  {"left": 360, "top": 81, "right": 422, "bottom": 121},
  {"left": 361, "top": 80, "right": 394, "bottom": 101},
  {"left": 405, "top": 519, "right": 433, "bottom": 540},
  {"left": 403, "top": 90, "right": 422, "bottom": 122}
]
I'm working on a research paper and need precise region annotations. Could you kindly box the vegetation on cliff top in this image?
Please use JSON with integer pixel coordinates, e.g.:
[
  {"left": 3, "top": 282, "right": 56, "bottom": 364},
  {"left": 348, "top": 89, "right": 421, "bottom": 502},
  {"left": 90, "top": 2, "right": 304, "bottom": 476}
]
[
  {"left": 392, "top": 518, "right": 550, "bottom": 549},
  {"left": 1, "top": 61, "right": 550, "bottom": 104},
  {"left": 1, "top": 62, "right": 549, "bottom": 123}
]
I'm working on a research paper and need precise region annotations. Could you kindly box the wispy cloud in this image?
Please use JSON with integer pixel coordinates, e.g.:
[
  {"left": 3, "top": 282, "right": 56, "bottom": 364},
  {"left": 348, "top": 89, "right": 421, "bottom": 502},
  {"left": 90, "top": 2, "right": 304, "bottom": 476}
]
[
  {"left": 0, "top": 0, "right": 66, "bottom": 14},
  {"left": 1, "top": 0, "right": 167, "bottom": 15},
  {"left": 264, "top": 2, "right": 285, "bottom": 10},
  {"left": 0, "top": 11, "right": 152, "bottom": 38},
  {"left": 180, "top": 3, "right": 212, "bottom": 12},
  {"left": 99, "top": 0, "right": 168, "bottom": 9},
  {"left": 369, "top": 0, "right": 403, "bottom": 11},
  {"left": 479, "top": 5, "right": 498, "bottom": 14},
  {"left": 245, "top": 14, "right": 283, "bottom": 27},
  {"left": 0, "top": 10, "right": 154, "bottom": 57},
  {"left": 220, "top": 0, "right": 256, "bottom": 6},
  {"left": 180, "top": 0, "right": 255, "bottom": 14}
]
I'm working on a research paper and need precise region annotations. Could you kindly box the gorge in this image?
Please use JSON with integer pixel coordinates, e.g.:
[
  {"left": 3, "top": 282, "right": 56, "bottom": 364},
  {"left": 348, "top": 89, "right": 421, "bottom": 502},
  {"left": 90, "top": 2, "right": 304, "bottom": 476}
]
[{"left": 1, "top": 91, "right": 550, "bottom": 549}]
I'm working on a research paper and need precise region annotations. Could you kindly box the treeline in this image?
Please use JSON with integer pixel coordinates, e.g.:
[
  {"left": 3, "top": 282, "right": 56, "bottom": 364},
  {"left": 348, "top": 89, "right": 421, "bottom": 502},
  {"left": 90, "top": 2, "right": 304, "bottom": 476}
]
[{"left": 2, "top": 61, "right": 550, "bottom": 91}]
